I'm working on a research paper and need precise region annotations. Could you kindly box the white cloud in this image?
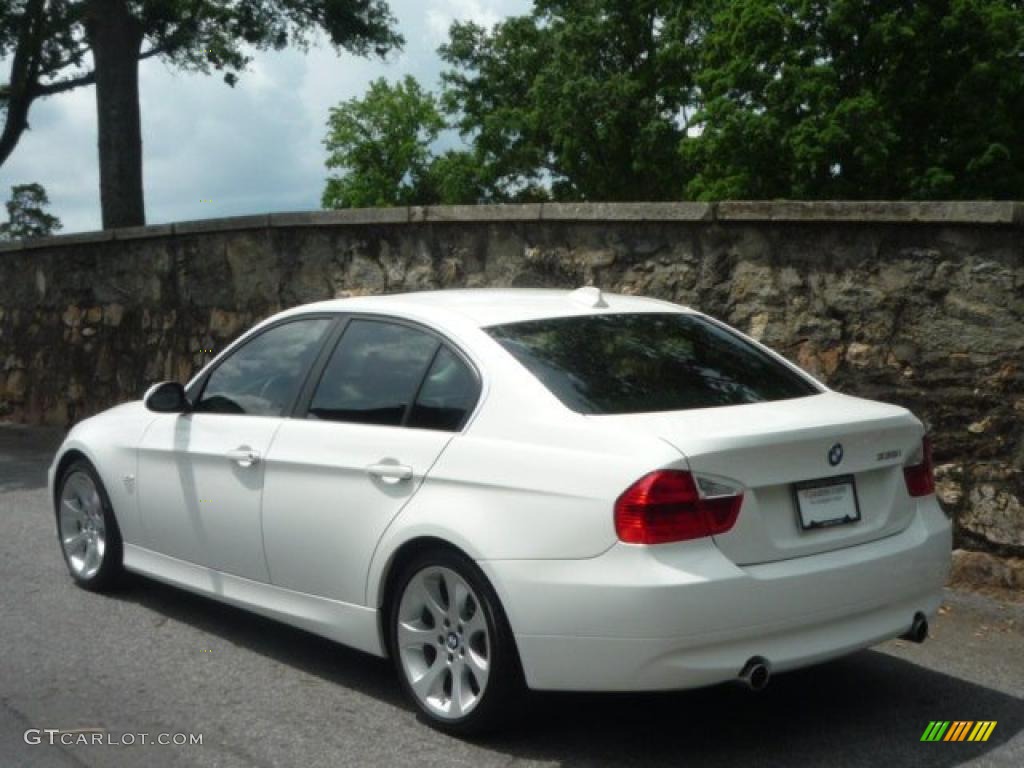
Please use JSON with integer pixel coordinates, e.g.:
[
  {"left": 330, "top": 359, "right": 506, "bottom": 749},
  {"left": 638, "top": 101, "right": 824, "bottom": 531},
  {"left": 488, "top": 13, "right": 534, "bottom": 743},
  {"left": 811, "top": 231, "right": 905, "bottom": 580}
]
[
  {"left": 0, "top": 0, "right": 531, "bottom": 233},
  {"left": 426, "top": 0, "right": 510, "bottom": 43}
]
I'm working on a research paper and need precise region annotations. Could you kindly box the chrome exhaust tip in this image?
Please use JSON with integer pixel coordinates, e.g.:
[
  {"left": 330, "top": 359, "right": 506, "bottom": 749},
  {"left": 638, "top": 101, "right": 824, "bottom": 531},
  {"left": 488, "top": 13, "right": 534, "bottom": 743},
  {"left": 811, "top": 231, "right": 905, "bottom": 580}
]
[
  {"left": 901, "top": 612, "right": 929, "bottom": 644},
  {"left": 737, "top": 657, "right": 771, "bottom": 691}
]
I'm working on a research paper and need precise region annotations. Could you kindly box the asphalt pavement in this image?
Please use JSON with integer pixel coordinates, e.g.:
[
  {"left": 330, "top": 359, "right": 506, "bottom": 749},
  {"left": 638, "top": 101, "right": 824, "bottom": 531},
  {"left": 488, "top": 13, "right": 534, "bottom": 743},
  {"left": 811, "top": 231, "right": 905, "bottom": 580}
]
[{"left": 1, "top": 424, "right": 1022, "bottom": 767}]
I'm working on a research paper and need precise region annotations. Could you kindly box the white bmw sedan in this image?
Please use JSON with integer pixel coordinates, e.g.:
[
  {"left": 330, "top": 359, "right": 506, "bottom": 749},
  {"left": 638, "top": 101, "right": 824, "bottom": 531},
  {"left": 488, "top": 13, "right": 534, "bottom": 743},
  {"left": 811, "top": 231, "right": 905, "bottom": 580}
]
[{"left": 49, "top": 288, "right": 951, "bottom": 733}]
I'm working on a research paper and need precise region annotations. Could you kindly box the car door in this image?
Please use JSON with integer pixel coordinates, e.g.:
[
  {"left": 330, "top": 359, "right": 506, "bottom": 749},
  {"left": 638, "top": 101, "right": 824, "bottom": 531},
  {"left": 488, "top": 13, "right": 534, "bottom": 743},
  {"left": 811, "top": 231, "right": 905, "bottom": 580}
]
[
  {"left": 137, "top": 316, "right": 334, "bottom": 582},
  {"left": 260, "top": 317, "right": 481, "bottom": 605}
]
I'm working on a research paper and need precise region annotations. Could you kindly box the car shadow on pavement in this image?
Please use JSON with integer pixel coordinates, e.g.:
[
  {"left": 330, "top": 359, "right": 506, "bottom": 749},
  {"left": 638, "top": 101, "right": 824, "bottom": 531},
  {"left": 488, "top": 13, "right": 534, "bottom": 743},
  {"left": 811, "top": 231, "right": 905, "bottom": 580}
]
[
  {"left": 115, "top": 574, "right": 404, "bottom": 706},
  {"left": 117, "top": 573, "right": 1023, "bottom": 768},
  {"left": 492, "top": 655, "right": 1024, "bottom": 767}
]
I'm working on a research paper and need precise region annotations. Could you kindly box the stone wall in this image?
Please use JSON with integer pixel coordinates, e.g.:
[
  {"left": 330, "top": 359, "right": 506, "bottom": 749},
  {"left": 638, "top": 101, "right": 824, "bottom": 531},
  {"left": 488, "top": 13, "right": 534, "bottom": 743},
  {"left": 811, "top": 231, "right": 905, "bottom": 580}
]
[{"left": 0, "top": 201, "right": 1021, "bottom": 557}]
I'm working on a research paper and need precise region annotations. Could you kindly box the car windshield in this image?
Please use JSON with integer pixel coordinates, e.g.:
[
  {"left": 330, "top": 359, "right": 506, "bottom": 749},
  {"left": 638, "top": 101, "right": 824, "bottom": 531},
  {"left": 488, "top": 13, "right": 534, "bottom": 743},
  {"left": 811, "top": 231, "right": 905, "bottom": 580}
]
[{"left": 486, "top": 312, "right": 820, "bottom": 415}]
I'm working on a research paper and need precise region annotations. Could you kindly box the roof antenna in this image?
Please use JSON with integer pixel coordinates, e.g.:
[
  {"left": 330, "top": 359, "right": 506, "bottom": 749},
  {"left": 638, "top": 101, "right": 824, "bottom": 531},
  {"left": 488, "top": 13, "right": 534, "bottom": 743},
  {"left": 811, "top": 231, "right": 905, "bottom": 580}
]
[{"left": 569, "top": 286, "right": 608, "bottom": 308}]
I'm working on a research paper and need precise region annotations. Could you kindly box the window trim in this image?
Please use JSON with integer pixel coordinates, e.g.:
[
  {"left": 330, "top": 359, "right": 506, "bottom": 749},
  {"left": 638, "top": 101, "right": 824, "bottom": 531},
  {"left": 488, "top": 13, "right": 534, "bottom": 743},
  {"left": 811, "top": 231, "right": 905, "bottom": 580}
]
[
  {"left": 185, "top": 313, "right": 342, "bottom": 418},
  {"left": 404, "top": 343, "right": 444, "bottom": 426},
  {"left": 293, "top": 313, "right": 483, "bottom": 433}
]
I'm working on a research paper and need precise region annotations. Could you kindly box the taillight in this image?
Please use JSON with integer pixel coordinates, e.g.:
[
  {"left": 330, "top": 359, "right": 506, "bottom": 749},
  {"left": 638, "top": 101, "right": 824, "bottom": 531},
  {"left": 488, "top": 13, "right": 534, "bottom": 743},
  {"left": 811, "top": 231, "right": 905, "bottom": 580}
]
[
  {"left": 903, "top": 436, "right": 935, "bottom": 497},
  {"left": 614, "top": 470, "right": 743, "bottom": 545}
]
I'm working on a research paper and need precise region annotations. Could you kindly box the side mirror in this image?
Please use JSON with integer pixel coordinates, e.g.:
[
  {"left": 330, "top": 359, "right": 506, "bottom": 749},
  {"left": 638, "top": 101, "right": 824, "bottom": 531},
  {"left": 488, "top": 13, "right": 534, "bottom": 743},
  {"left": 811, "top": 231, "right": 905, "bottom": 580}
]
[{"left": 144, "top": 381, "right": 191, "bottom": 413}]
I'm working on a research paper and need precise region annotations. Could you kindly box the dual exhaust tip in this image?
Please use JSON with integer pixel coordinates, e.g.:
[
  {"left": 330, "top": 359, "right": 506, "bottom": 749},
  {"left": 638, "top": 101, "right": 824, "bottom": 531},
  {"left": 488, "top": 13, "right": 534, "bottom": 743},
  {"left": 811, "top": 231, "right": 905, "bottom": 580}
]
[{"left": 736, "top": 612, "right": 929, "bottom": 692}]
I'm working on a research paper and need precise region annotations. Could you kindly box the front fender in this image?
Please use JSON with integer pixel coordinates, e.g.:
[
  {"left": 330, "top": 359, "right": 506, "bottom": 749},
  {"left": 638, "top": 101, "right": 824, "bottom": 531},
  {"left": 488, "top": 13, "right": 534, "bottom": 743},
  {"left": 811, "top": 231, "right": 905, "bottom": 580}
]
[{"left": 49, "top": 402, "right": 157, "bottom": 545}]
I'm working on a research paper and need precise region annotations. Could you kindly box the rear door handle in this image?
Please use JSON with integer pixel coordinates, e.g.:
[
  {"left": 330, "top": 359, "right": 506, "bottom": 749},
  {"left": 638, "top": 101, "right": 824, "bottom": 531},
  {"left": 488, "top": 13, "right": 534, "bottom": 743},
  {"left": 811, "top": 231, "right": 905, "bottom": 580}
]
[
  {"left": 226, "top": 446, "right": 260, "bottom": 468},
  {"left": 366, "top": 463, "right": 413, "bottom": 484}
]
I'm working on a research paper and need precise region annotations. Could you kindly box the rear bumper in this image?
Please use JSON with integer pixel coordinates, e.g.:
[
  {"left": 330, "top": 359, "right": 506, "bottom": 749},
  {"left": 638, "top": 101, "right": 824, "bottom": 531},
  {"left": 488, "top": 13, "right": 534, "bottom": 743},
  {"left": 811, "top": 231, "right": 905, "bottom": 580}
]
[{"left": 479, "top": 498, "right": 951, "bottom": 691}]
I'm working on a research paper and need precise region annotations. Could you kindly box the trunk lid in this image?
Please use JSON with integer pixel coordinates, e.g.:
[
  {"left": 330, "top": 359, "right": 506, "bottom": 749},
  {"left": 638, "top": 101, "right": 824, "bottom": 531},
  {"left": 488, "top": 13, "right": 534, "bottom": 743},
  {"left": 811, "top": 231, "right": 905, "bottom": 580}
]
[{"left": 593, "top": 391, "right": 924, "bottom": 564}]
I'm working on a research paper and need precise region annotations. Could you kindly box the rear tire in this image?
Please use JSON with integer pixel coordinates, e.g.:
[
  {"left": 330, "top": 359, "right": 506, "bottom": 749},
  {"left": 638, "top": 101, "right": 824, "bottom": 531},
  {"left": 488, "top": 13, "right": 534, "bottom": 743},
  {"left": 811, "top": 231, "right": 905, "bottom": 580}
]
[
  {"left": 56, "top": 459, "right": 124, "bottom": 592},
  {"left": 388, "top": 547, "right": 524, "bottom": 736}
]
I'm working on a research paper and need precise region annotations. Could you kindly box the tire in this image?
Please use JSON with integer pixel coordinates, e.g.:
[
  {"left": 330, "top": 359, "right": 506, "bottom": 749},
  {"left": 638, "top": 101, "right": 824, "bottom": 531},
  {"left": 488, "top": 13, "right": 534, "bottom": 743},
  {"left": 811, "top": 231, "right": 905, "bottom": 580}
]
[
  {"left": 388, "top": 547, "right": 524, "bottom": 736},
  {"left": 55, "top": 459, "right": 125, "bottom": 592}
]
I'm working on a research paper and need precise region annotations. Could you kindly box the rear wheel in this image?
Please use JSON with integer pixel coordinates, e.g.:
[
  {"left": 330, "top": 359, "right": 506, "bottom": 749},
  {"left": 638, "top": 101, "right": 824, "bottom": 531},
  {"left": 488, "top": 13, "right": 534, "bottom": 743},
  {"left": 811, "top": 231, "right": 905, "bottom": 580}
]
[
  {"left": 56, "top": 459, "right": 124, "bottom": 591},
  {"left": 389, "top": 548, "right": 523, "bottom": 735}
]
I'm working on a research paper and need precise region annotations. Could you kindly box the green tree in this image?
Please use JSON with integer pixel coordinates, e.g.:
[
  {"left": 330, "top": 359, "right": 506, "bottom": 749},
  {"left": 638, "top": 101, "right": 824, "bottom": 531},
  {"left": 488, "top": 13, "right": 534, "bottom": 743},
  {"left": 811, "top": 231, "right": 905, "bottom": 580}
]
[
  {"left": 419, "top": 149, "right": 490, "bottom": 205},
  {"left": 1, "top": 1, "right": 402, "bottom": 229},
  {"left": 685, "top": 0, "right": 1024, "bottom": 200},
  {"left": 322, "top": 76, "right": 447, "bottom": 208},
  {"left": 440, "top": 1, "right": 701, "bottom": 202},
  {"left": 0, "top": 182, "right": 62, "bottom": 239}
]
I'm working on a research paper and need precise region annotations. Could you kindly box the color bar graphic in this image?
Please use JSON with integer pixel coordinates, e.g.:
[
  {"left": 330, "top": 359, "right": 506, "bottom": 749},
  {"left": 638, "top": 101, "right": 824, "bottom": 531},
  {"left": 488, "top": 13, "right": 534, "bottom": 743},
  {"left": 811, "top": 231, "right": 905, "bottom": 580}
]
[
  {"left": 921, "top": 721, "right": 950, "bottom": 741},
  {"left": 944, "top": 721, "right": 972, "bottom": 741},
  {"left": 920, "top": 721, "right": 996, "bottom": 742},
  {"left": 968, "top": 722, "right": 998, "bottom": 742}
]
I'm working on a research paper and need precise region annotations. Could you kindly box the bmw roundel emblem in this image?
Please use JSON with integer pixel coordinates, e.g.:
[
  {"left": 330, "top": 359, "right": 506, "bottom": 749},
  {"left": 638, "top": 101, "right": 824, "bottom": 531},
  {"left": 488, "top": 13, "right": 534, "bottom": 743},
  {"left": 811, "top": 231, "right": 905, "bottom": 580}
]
[{"left": 828, "top": 443, "right": 844, "bottom": 467}]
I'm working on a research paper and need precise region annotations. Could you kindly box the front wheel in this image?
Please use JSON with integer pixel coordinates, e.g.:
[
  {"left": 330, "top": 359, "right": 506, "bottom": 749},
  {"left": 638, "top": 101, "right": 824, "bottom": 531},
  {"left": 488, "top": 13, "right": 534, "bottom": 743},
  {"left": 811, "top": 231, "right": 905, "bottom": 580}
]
[
  {"left": 56, "top": 459, "right": 124, "bottom": 591},
  {"left": 389, "top": 548, "right": 523, "bottom": 735}
]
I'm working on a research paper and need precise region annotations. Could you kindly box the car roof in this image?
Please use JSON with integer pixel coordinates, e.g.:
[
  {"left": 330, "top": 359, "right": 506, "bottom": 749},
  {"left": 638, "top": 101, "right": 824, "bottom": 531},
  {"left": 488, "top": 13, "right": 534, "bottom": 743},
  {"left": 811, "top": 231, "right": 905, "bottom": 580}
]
[{"left": 287, "top": 288, "right": 693, "bottom": 328}]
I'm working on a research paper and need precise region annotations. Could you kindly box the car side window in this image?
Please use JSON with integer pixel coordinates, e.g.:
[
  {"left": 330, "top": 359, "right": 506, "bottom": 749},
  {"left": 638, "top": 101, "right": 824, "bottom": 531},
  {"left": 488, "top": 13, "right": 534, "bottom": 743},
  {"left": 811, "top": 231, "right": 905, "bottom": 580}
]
[
  {"left": 195, "top": 318, "right": 332, "bottom": 417},
  {"left": 308, "top": 320, "right": 439, "bottom": 427},
  {"left": 407, "top": 346, "right": 479, "bottom": 432}
]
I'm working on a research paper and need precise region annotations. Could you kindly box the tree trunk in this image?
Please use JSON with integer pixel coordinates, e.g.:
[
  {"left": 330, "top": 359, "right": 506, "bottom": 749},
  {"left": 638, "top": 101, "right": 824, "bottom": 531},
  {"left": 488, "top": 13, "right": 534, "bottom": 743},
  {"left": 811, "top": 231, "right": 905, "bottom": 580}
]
[
  {"left": 0, "top": 0, "right": 46, "bottom": 168},
  {"left": 85, "top": 0, "right": 146, "bottom": 229}
]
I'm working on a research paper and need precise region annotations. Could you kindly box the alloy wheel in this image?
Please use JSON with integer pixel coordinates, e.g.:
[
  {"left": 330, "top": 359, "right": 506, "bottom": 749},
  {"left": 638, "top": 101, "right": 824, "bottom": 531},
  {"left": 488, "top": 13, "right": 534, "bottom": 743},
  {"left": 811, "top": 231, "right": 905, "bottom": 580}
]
[
  {"left": 59, "top": 471, "right": 107, "bottom": 581},
  {"left": 395, "top": 566, "right": 491, "bottom": 720}
]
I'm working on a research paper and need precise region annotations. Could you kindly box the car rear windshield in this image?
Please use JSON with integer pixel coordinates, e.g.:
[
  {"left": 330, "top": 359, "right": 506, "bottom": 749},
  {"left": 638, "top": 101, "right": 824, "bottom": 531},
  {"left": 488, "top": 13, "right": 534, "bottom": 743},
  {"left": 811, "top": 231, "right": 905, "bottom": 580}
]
[{"left": 486, "top": 312, "right": 820, "bottom": 414}]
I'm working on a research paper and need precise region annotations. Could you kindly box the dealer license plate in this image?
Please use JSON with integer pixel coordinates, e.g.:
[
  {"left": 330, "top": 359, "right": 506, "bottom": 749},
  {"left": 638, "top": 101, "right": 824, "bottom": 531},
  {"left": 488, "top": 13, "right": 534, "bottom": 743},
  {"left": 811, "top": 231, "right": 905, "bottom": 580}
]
[{"left": 793, "top": 475, "right": 861, "bottom": 530}]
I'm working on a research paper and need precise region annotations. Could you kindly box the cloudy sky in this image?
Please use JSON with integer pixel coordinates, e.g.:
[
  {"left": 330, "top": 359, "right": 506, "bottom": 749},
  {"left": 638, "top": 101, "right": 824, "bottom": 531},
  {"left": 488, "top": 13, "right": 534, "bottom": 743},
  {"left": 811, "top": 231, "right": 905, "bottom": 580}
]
[{"left": 0, "top": 0, "right": 531, "bottom": 234}]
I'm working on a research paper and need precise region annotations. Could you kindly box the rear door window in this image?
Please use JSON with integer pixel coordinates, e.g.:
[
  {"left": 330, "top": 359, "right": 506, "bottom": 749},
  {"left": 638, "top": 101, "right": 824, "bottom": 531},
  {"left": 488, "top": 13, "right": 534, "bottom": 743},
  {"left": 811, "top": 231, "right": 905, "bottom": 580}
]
[{"left": 308, "top": 320, "right": 439, "bottom": 427}]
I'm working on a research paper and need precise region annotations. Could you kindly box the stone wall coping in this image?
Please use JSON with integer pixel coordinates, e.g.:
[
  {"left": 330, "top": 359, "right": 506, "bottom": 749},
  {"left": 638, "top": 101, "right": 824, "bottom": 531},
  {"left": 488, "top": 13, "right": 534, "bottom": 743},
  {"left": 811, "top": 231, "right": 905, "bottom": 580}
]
[
  {"left": 2, "top": 200, "right": 1020, "bottom": 251},
  {"left": 716, "top": 200, "right": 1022, "bottom": 224},
  {"left": 20, "top": 229, "right": 115, "bottom": 250}
]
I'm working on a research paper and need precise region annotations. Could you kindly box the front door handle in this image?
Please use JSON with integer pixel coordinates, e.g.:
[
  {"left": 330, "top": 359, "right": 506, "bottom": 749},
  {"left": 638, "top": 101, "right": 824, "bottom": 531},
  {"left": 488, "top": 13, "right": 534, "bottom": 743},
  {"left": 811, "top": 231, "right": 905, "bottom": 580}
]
[
  {"left": 226, "top": 446, "right": 260, "bottom": 468},
  {"left": 366, "top": 463, "right": 413, "bottom": 484}
]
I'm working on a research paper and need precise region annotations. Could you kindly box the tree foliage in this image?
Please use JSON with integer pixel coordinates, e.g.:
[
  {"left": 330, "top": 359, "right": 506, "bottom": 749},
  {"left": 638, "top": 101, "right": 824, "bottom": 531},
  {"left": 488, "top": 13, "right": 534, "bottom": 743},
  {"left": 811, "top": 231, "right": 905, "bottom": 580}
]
[
  {"left": 1, "top": 0, "right": 402, "bottom": 226},
  {"left": 0, "top": 182, "right": 62, "bottom": 240},
  {"left": 321, "top": 75, "right": 496, "bottom": 207},
  {"left": 440, "top": 1, "right": 700, "bottom": 202},
  {"left": 685, "top": 0, "right": 1024, "bottom": 200},
  {"left": 0, "top": 0, "right": 403, "bottom": 161},
  {"left": 416, "top": 148, "right": 491, "bottom": 206},
  {"left": 429, "top": 0, "right": 1024, "bottom": 202},
  {"left": 322, "top": 76, "right": 447, "bottom": 208}
]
